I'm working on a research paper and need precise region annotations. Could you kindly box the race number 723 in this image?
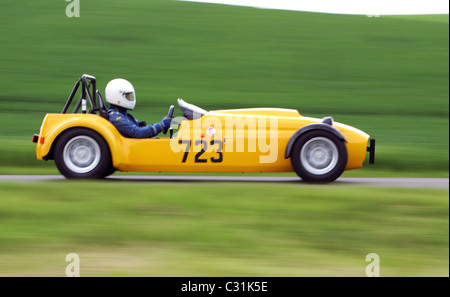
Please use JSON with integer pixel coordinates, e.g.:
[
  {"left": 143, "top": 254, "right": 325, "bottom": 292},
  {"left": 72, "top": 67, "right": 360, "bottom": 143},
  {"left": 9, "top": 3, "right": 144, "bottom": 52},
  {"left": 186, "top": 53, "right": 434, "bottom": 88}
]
[{"left": 178, "top": 140, "right": 223, "bottom": 163}]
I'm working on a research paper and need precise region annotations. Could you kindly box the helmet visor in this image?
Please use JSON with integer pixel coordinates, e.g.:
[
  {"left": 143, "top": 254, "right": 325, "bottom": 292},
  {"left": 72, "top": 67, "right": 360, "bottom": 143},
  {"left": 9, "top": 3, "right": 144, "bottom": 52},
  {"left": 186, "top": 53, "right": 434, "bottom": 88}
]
[{"left": 123, "top": 92, "right": 135, "bottom": 101}]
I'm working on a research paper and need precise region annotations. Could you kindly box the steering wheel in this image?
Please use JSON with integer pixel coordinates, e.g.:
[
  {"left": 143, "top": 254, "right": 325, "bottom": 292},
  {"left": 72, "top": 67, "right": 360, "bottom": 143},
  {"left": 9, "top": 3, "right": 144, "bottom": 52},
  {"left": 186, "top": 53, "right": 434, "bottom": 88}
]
[{"left": 163, "top": 105, "right": 175, "bottom": 135}]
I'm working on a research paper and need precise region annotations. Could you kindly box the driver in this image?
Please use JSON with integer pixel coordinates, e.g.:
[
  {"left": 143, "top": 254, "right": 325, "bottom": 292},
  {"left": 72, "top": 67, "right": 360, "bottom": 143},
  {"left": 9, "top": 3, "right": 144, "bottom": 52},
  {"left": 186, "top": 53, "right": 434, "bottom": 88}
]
[{"left": 105, "top": 78, "right": 172, "bottom": 138}]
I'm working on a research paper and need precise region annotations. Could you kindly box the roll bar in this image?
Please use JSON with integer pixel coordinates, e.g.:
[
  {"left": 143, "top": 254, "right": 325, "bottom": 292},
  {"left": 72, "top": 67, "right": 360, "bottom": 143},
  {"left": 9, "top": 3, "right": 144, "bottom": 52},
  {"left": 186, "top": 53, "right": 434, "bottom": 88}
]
[{"left": 62, "top": 74, "right": 107, "bottom": 117}]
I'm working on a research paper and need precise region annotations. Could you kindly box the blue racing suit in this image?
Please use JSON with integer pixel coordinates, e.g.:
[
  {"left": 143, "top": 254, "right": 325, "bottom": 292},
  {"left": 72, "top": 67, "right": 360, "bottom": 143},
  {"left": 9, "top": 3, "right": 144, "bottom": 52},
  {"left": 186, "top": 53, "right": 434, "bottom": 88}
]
[{"left": 108, "top": 105, "right": 170, "bottom": 138}]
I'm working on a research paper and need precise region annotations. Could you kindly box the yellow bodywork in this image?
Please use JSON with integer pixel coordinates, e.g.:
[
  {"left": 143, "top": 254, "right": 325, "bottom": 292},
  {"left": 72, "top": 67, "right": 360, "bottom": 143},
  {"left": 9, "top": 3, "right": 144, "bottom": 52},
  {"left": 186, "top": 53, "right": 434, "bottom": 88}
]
[{"left": 36, "top": 108, "right": 370, "bottom": 173}]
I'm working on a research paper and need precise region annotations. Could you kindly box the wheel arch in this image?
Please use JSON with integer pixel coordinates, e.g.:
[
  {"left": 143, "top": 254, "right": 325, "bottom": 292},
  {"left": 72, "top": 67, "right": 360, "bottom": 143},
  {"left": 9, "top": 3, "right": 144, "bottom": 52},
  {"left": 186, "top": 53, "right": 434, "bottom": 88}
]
[
  {"left": 285, "top": 124, "right": 347, "bottom": 159},
  {"left": 45, "top": 126, "right": 112, "bottom": 160},
  {"left": 40, "top": 117, "right": 122, "bottom": 167}
]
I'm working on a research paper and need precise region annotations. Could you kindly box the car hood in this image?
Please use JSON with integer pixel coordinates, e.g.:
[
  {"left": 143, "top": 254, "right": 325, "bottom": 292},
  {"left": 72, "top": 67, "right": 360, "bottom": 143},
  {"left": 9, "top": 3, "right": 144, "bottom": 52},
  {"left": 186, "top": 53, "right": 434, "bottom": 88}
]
[{"left": 210, "top": 108, "right": 301, "bottom": 118}]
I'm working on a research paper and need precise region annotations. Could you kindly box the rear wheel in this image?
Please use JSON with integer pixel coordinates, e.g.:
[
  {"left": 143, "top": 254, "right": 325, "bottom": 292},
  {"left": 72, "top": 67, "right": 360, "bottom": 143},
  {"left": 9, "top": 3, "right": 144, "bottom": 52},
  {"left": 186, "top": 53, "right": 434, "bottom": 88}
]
[
  {"left": 291, "top": 130, "right": 348, "bottom": 183},
  {"left": 104, "top": 163, "right": 117, "bottom": 177},
  {"left": 54, "top": 128, "right": 112, "bottom": 179}
]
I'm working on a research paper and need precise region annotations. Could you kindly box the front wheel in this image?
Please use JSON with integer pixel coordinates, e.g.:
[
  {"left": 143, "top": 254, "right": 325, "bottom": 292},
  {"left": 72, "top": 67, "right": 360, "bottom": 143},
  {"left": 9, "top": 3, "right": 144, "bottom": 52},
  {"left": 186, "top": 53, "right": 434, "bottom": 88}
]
[
  {"left": 291, "top": 131, "right": 348, "bottom": 183},
  {"left": 54, "top": 128, "right": 112, "bottom": 179}
]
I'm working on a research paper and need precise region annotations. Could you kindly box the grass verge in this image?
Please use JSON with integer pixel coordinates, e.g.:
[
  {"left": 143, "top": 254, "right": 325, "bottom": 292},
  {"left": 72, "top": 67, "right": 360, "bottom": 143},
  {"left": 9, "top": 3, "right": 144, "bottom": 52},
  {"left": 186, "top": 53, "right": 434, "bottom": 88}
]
[{"left": 0, "top": 181, "right": 447, "bottom": 276}]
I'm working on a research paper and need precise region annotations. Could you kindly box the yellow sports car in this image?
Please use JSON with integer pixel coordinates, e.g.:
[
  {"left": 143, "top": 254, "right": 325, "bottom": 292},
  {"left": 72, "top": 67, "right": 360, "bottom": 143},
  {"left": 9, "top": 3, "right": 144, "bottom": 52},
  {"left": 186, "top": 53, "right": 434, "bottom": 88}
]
[{"left": 33, "top": 75, "right": 375, "bottom": 182}]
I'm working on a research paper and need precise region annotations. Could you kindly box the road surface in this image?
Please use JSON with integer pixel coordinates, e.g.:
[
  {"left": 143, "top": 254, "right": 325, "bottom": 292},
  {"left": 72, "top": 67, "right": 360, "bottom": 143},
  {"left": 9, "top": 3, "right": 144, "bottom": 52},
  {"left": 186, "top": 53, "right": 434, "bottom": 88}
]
[{"left": 0, "top": 175, "right": 448, "bottom": 188}]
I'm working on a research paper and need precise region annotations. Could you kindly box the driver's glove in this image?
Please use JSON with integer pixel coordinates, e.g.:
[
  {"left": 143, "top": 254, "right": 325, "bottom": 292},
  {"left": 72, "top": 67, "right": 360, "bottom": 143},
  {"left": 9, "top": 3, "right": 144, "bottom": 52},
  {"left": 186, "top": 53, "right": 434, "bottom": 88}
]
[{"left": 160, "top": 117, "right": 172, "bottom": 130}]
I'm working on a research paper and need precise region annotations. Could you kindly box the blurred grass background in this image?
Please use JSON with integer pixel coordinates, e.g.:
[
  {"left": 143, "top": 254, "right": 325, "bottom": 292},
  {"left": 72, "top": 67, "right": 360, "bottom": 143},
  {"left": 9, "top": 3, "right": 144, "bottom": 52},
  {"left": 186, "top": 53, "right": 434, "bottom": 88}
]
[
  {"left": 0, "top": 0, "right": 448, "bottom": 277},
  {"left": 0, "top": 0, "right": 448, "bottom": 176},
  {"left": 0, "top": 181, "right": 448, "bottom": 276}
]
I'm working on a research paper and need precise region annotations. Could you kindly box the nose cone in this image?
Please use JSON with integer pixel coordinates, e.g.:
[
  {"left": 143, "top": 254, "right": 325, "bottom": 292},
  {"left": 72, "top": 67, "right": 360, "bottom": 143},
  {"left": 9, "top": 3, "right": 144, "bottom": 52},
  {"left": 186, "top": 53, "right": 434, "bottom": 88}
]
[{"left": 333, "top": 121, "right": 371, "bottom": 170}]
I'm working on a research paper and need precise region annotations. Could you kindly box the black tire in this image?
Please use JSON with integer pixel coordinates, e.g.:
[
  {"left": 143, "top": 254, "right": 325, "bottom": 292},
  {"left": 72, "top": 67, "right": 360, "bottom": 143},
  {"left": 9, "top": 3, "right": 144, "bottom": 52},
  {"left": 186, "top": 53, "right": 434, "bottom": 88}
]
[
  {"left": 54, "top": 128, "right": 112, "bottom": 179},
  {"left": 291, "top": 130, "right": 348, "bottom": 183},
  {"left": 104, "top": 163, "right": 117, "bottom": 177}
]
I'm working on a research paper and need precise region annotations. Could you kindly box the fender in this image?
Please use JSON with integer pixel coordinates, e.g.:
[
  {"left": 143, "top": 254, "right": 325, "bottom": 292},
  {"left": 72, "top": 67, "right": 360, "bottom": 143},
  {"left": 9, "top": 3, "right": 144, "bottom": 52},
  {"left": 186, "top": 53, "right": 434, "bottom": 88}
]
[
  {"left": 284, "top": 123, "right": 347, "bottom": 158},
  {"left": 37, "top": 114, "right": 125, "bottom": 167}
]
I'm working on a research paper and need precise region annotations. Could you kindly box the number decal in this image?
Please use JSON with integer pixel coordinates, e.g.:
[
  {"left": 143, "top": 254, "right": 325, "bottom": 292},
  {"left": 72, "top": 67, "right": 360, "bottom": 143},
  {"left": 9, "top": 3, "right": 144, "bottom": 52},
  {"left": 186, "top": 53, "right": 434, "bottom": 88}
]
[
  {"left": 178, "top": 140, "right": 191, "bottom": 163},
  {"left": 194, "top": 140, "right": 207, "bottom": 163},
  {"left": 180, "top": 139, "right": 223, "bottom": 163},
  {"left": 210, "top": 140, "right": 223, "bottom": 163}
]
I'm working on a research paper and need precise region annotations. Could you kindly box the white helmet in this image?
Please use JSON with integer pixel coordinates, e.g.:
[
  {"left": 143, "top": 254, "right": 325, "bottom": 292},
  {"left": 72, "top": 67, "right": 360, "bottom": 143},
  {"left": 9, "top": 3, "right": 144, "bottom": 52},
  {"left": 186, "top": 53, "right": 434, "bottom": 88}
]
[{"left": 105, "top": 78, "right": 136, "bottom": 110}]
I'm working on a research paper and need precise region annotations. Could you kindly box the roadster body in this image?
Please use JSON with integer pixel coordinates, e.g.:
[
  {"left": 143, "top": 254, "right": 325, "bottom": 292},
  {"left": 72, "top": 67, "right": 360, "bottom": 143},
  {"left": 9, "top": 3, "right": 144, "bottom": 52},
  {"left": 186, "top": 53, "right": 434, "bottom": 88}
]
[{"left": 33, "top": 75, "right": 375, "bottom": 182}]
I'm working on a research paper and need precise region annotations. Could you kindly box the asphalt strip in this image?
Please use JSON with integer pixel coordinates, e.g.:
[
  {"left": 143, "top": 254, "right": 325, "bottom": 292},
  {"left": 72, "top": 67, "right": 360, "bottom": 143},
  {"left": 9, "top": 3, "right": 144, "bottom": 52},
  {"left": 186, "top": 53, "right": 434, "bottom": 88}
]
[{"left": 0, "top": 175, "right": 448, "bottom": 188}]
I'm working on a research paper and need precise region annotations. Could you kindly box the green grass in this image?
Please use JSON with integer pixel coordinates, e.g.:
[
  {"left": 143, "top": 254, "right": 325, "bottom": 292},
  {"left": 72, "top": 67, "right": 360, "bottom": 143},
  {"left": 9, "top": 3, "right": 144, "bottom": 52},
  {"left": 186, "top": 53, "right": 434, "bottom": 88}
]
[
  {"left": 0, "top": 1, "right": 448, "bottom": 176},
  {"left": 0, "top": 181, "right": 447, "bottom": 276}
]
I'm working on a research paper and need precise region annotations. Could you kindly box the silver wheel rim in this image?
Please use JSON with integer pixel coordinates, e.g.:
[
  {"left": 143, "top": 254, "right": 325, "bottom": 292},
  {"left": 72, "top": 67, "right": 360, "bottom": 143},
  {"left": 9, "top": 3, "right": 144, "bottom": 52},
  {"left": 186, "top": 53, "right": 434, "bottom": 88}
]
[
  {"left": 63, "top": 135, "right": 101, "bottom": 174},
  {"left": 300, "top": 137, "right": 339, "bottom": 175}
]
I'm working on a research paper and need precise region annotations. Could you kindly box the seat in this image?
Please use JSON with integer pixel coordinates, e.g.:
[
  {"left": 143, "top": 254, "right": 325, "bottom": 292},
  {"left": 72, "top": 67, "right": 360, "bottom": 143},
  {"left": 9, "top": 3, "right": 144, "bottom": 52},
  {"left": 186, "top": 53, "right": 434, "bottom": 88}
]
[{"left": 96, "top": 91, "right": 110, "bottom": 120}]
